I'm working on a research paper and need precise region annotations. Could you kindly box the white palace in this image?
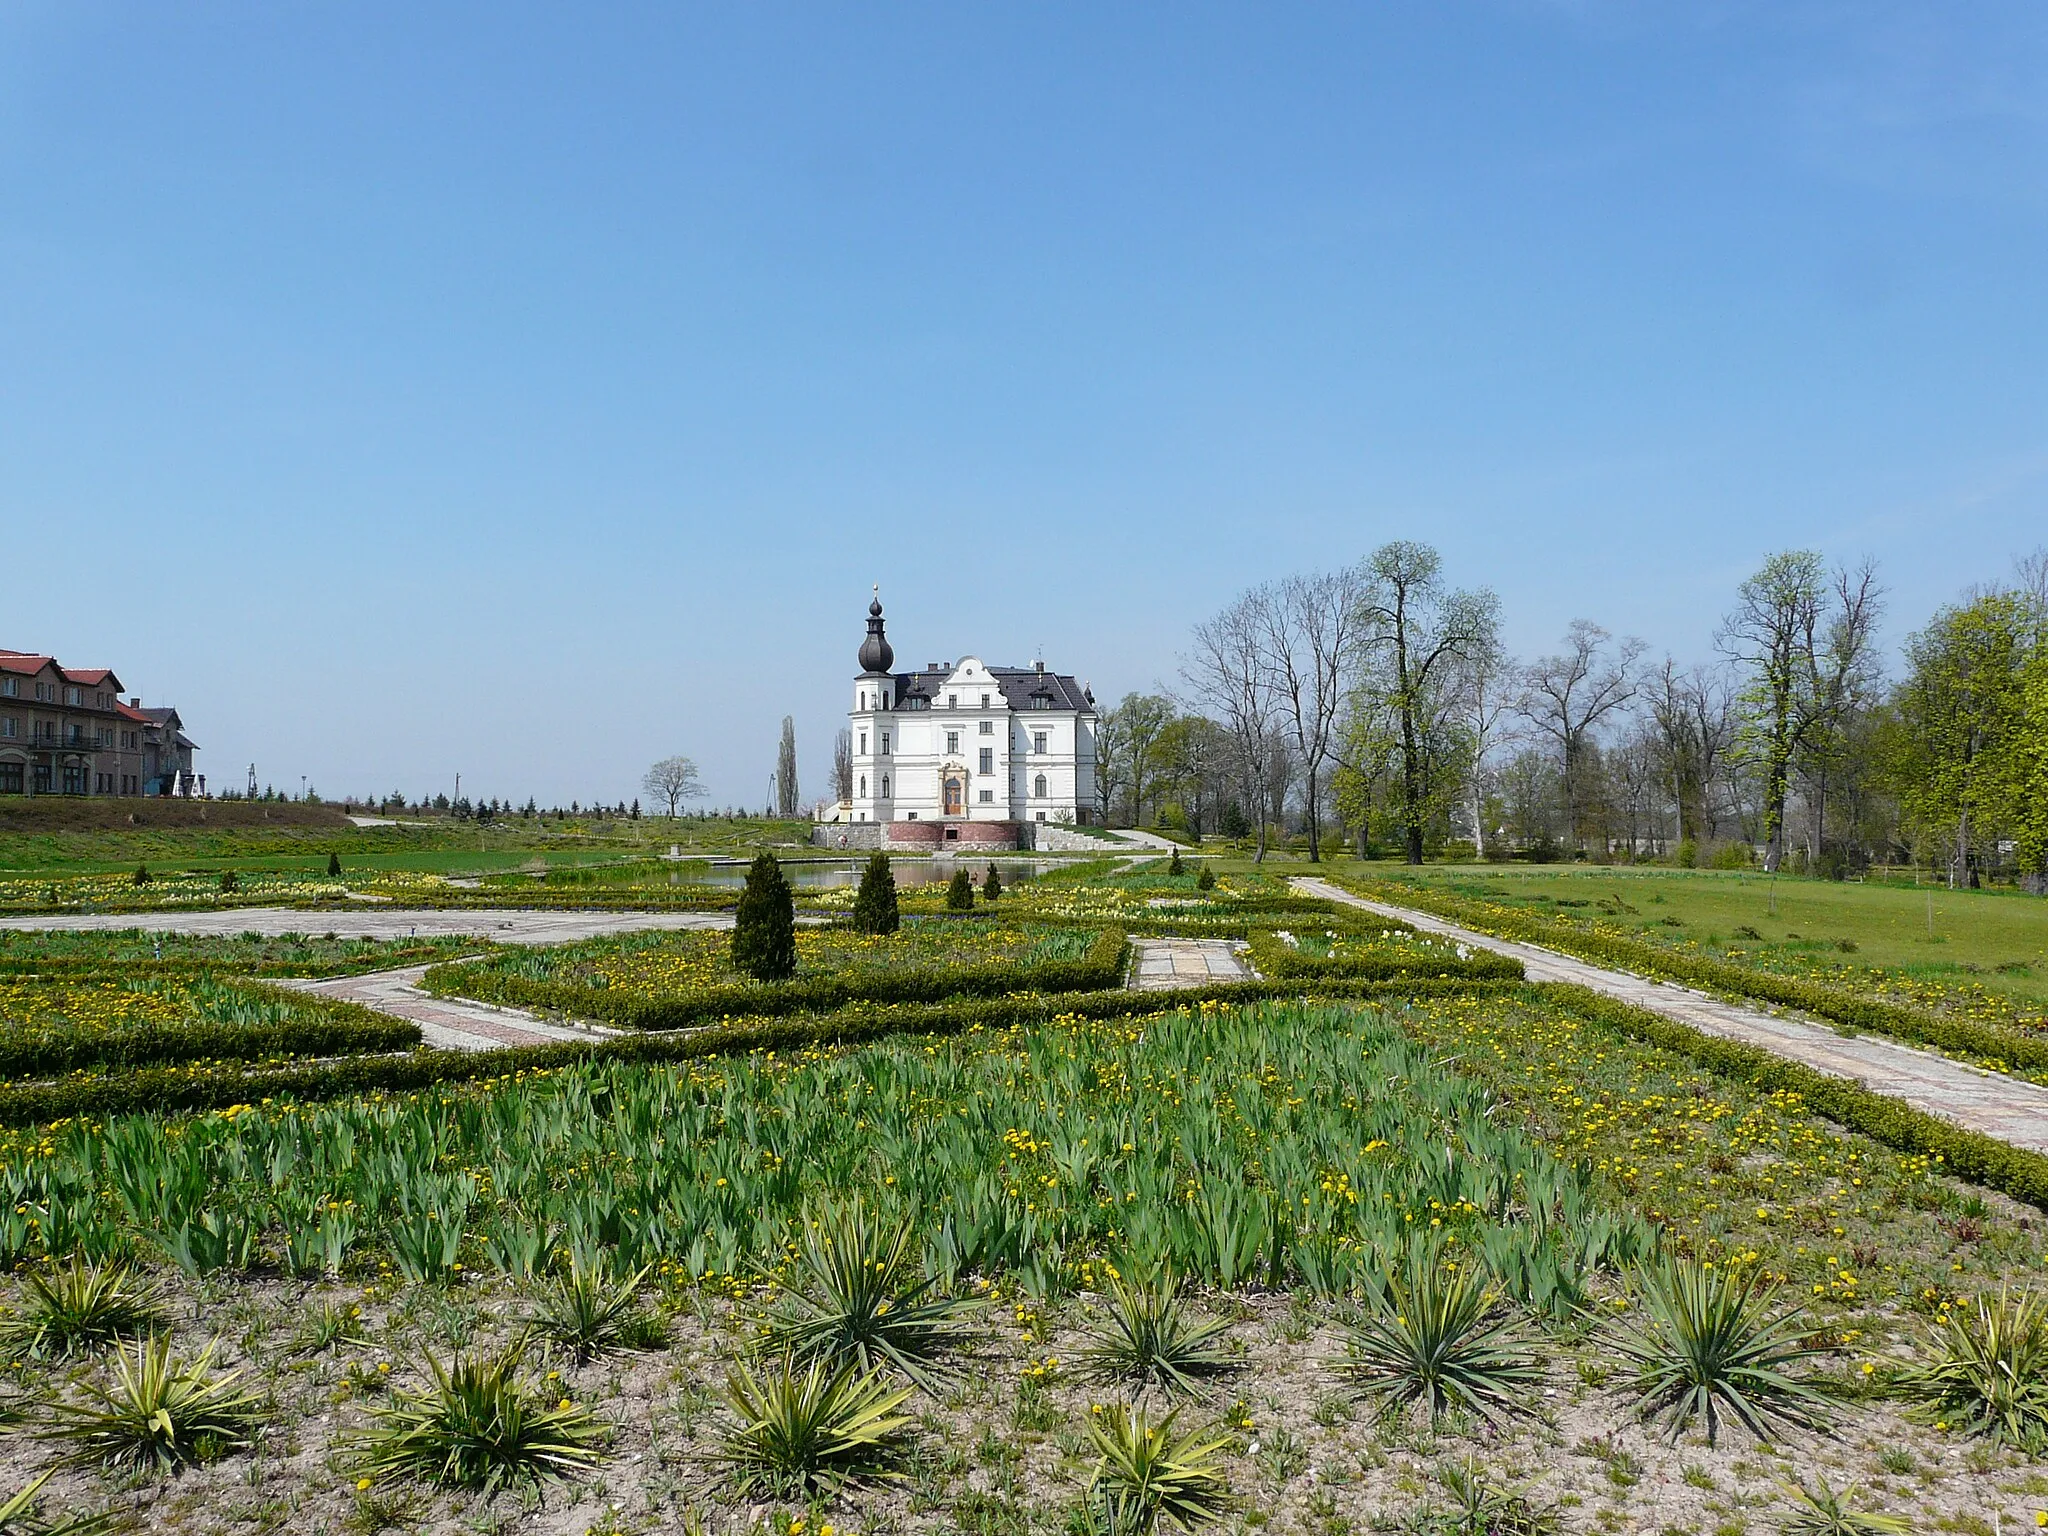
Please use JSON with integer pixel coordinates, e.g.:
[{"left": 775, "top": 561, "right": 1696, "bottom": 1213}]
[{"left": 819, "top": 593, "right": 1100, "bottom": 850}]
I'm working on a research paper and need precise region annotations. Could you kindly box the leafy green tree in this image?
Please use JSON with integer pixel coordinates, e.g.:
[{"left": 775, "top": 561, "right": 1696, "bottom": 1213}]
[
  {"left": 850, "top": 852, "right": 899, "bottom": 935},
  {"left": 731, "top": 853, "right": 798, "bottom": 980},
  {"left": 1885, "top": 592, "right": 2041, "bottom": 886},
  {"left": 945, "top": 867, "right": 975, "bottom": 911}
]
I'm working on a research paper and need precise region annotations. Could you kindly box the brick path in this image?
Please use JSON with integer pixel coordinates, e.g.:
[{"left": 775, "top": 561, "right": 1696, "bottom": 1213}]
[
  {"left": 1129, "top": 937, "right": 1252, "bottom": 991},
  {"left": 285, "top": 965, "right": 618, "bottom": 1052},
  {"left": 1294, "top": 877, "right": 2048, "bottom": 1155}
]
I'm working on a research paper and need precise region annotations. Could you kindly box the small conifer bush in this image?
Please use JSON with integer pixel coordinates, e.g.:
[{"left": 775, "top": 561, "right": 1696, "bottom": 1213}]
[
  {"left": 327, "top": 852, "right": 342, "bottom": 877},
  {"left": 983, "top": 862, "right": 1003, "bottom": 901},
  {"left": 217, "top": 871, "right": 239, "bottom": 894},
  {"left": 946, "top": 867, "right": 975, "bottom": 912},
  {"left": 1168, "top": 845, "right": 1185, "bottom": 877},
  {"left": 1196, "top": 866, "right": 1216, "bottom": 891},
  {"left": 132, "top": 864, "right": 151, "bottom": 887},
  {"left": 732, "top": 853, "right": 798, "bottom": 981},
  {"left": 851, "top": 852, "right": 899, "bottom": 936}
]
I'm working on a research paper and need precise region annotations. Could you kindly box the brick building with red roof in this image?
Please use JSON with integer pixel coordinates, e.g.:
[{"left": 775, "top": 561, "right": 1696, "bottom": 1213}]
[{"left": 0, "top": 650, "right": 200, "bottom": 797}]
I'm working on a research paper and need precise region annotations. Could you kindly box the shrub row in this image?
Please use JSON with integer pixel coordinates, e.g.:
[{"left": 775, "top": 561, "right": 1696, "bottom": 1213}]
[
  {"left": 0, "top": 975, "right": 1525, "bottom": 1126},
  {"left": 1243, "top": 928, "right": 1524, "bottom": 982},
  {"left": 419, "top": 926, "right": 1133, "bottom": 1031},
  {"left": 0, "top": 979, "right": 420, "bottom": 1078},
  {"left": 1335, "top": 877, "right": 2048, "bottom": 1076},
  {"left": 1534, "top": 983, "right": 2048, "bottom": 1213},
  {"left": 0, "top": 948, "right": 482, "bottom": 981}
]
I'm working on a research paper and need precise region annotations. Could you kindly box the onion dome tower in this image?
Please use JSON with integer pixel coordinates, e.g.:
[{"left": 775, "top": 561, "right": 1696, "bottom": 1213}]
[{"left": 858, "top": 586, "right": 894, "bottom": 676}]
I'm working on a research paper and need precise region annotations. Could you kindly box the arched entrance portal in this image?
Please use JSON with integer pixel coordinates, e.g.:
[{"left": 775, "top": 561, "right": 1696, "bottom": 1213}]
[{"left": 942, "top": 774, "right": 965, "bottom": 816}]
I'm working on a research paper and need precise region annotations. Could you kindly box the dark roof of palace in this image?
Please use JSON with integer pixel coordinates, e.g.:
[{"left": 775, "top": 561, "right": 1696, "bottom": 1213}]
[{"left": 893, "top": 666, "right": 1091, "bottom": 711}]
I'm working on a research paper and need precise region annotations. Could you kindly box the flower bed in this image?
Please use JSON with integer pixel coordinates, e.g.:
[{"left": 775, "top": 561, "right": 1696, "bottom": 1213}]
[{"left": 1244, "top": 925, "right": 1524, "bottom": 981}]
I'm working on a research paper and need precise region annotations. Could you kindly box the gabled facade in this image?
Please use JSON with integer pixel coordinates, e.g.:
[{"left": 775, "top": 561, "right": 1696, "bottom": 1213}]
[
  {"left": 0, "top": 649, "right": 200, "bottom": 796},
  {"left": 836, "top": 596, "right": 1099, "bottom": 845}
]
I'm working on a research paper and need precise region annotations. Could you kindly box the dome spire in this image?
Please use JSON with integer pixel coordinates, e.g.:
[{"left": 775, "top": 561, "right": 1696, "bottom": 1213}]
[{"left": 858, "top": 585, "right": 894, "bottom": 675}]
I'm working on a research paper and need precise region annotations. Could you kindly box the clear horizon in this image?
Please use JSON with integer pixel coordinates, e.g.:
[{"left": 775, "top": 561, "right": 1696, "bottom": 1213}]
[{"left": 4, "top": 4, "right": 2045, "bottom": 807}]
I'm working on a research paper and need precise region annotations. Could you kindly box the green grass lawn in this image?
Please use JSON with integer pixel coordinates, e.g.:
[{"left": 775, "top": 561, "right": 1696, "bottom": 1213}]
[{"left": 1361, "top": 863, "right": 2048, "bottom": 1014}]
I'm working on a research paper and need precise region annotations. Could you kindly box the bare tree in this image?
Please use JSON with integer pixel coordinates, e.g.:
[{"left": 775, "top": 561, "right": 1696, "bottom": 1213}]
[
  {"left": 1647, "top": 659, "right": 1737, "bottom": 852},
  {"left": 833, "top": 728, "right": 854, "bottom": 802},
  {"left": 1182, "top": 592, "right": 1280, "bottom": 862},
  {"left": 1261, "top": 567, "right": 1373, "bottom": 862},
  {"left": 1456, "top": 630, "right": 1521, "bottom": 859},
  {"left": 1522, "top": 621, "right": 1645, "bottom": 852},
  {"left": 642, "top": 755, "right": 705, "bottom": 818},
  {"left": 775, "top": 717, "right": 799, "bottom": 819}
]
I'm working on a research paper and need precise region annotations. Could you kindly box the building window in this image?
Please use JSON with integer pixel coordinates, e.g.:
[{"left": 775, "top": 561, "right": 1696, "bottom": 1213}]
[
  {"left": 880, "top": 775, "right": 890, "bottom": 797},
  {"left": 34, "top": 682, "right": 54, "bottom": 702},
  {"left": 1035, "top": 774, "right": 1048, "bottom": 798},
  {"left": 859, "top": 775, "right": 867, "bottom": 797},
  {"left": 978, "top": 748, "right": 993, "bottom": 773},
  {"left": 0, "top": 763, "right": 20, "bottom": 794},
  {"left": 859, "top": 732, "right": 867, "bottom": 754},
  {"left": 978, "top": 789, "right": 994, "bottom": 803},
  {"left": 64, "top": 687, "right": 81, "bottom": 706},
  {"left": 1033, "top": 732, "right": 1047, "bottom": 754},
  {"left": 1036, "top": 811, "right": 1046, "bottom": 822},
  {"left": 880, "top": 732, "right": 890, "bottom": 754},
  {"left": 0, "top": 718, "right": 12, "bottom": 739},
  {"left": 978, "top": 719, "right": 993, "bottom": 735},
  {"left": 945, "top": 731, "right": 960, "bottom": 753},
  {"left": 0, "top": 679, "right": 14, "bottom": 697},
  {"left": 947, "top": 694, "right": 957, "bottom": 710},
  {"left": 980, "top": 694, "right": 990, "bottom": 709}
]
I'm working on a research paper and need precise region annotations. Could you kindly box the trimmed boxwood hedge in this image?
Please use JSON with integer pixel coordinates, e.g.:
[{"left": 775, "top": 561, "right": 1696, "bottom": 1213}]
[
  {"left": 0, "top": 979, "right": 420, "bottom": 1078},
  {"left": 1529, "top": 982, "right": 2048, "bottom": 1213},
  {"left": 1243, "top": 928, "right": 1524, "bottom": 982},
  {"left": 0, "top": 975, "right": 1525, "bottom": 1127},
  {"left": 419, "top": 926, "right": 1133, "bottom": 1031},
  {"left": 1332, "top": 877, "right": 2048, "bottom": 1077}
]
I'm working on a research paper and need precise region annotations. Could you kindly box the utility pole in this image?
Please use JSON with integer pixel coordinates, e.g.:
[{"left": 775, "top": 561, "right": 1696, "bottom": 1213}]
[{"left": 454, "top": 772, "right": 461, "bottom": 804}]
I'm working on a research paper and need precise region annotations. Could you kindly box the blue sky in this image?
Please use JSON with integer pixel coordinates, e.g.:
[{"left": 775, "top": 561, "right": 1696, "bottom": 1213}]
[{"left": 4, "top": 3, "right": 2045, "bottom": 807}]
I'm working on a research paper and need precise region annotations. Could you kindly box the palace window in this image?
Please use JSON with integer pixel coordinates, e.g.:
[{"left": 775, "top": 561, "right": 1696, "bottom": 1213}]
[
  {"left": 880, "top": 732, "right": 889, "bottom": 754},
  {"left": 946, "top": 731, "right": 960, "bottom": 753},
  {"left": 981, "top": 694, "right": 990, "bottom": 708},
  {"left": 1034, "top": 774, "right": 1047, "bottom": 798},
  {"left": 859, "top": 731, "right": 867, "bottom": 754},
  {"left": 859, "top": 776, "right": 867, "bottom": 797},
  {"left": 978, "top": 749, "right": 993, "bottom": 773},
  {"left": 978, "top": 789, "right": 994, "bottom": 803},
  {"left": 947, "top": 694, "right": 957, "bottom": 709},
  {"left": 1033, "top": 732, "right": 1047, "bottom": 754},
  {"left": 978, "top": 720, "right": 993, "bottom": 735},
  {"left": 881, "top": 775, "right": 890, "bottom": 796}
]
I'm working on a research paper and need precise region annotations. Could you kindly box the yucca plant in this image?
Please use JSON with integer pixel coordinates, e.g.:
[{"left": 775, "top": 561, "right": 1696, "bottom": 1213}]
[
  {"left": 44, "top": 1335, "right": 262, "bottom": 1470},
  {"left": 524, "top": 1261, "right": 666, "bottom": 1361},
  {"left": 1897, "top": 1286, "right": 2048, "bottom": 1451},
  {"left": 1609, "top": 1259, "right": 1836, "bottom": 1445},
  {"left": 1076, "top": 1270, "right": 1235, "bottom": 1396},
  {"left": 0, "top": 1472, "right": 118, "bottom": 1536},
  {"left": 348, "top": 1343, "right": 609, "bottom": 1492},
  {"left": 715, "top": 1355, "right": 913, "bottom": 1499},
  {"left": 1335, "top": 1262, "right": 1543, "bottom": 1428},
  {"left": 1775, "top": 1478, "right": 1910, "bottom": 1536},
  {"left": 0, "top": 1258, "right": 167, "bottom": 1359},
  {"left": 1084, "top": 1401, "right": 1232, "bottom": 1534},
  {"left": 757, "top": 1203, "right": 979, "bottom": 1391}
]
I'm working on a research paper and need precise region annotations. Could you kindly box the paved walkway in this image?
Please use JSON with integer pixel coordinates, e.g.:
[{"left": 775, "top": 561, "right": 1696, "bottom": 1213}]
[
  {"left": 286, "top": 965, "right": 615, "bottom": 1053},
  {"left": 1130, "top": 937, "right": 1253, "bottom": 991},
  {"left": 0, "top": 908, "right": 732, "bottom": 943},
  {"left": 1295, "top": 877, "right": 2048, "bottom": 1155}
]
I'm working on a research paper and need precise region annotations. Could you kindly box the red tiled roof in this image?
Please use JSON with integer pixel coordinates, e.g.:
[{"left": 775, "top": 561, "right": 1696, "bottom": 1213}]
[
  {"left": 0, "top": 653, "right": 55, "bottom": 674},
  {"left": 61, "top": 668, "right": 118, "bottom": 686},
  {"left": 115, "top": 702, "right": 150, "bottom": 722}
]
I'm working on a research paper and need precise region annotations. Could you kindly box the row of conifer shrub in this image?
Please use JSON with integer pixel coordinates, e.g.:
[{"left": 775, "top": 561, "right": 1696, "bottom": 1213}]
[
  {"left": 1243, "top": 927, "right": 1524, "bottom": 982},
  {"left": 1540, "top": 982, "right": 2048, "bottom": 1212},
  {"left": 418, "top": 925, "right": 1134, "bottom": 1031},
  {"left": 0, "top": 978, "right": 420, "bottom": 1079},
  {"left": 0, "top": 975, "right": 1517, "bottom": 1126},
  {"left": 1336, "top": 876, "right": 2048, "bottom": 1075}
]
